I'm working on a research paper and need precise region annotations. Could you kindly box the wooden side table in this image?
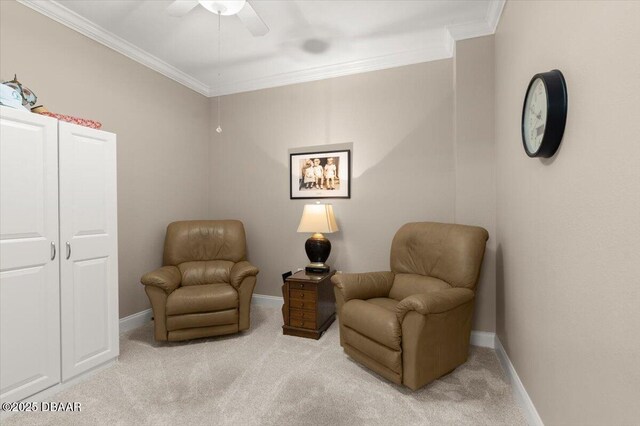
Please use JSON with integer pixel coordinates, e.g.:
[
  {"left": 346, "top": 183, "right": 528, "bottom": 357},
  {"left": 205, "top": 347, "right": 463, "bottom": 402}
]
[{"left": 282, "top": 270, "right": 336, "bottom": 339}]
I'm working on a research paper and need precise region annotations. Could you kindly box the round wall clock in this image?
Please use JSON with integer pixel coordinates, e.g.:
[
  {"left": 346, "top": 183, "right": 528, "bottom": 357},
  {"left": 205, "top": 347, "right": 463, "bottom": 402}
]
[{"left": 521, "top": 69, "right": 568, "bottom": 158}]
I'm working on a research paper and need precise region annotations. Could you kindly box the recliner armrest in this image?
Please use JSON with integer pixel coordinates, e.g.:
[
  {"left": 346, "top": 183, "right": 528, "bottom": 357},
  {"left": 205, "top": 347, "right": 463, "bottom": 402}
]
[
  {"left": 331, "top": 271, "right": 395, "bottom": 302},
  {"left": 229, "top": 261, "right": 259, "bottom": 289},
  {"left": 140, "top": 266, "right": 182, "bottom": 294},
  {"left": 395, "top": 288, "right": 474, "bottom": 323}
]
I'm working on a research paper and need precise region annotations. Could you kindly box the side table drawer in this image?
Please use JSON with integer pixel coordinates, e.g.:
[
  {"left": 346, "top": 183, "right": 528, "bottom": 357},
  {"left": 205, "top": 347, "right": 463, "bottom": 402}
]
[
  {"left": 289, "top": 299, "right": 316, "bottom": 310},
  {"left": 289, "top": 282, "right": 316, "bottom": 291},
  {"left": 290, "top": 319, "right": 316, "bottom": 330},
  {"left": 290, "top": 309, "right": 316, "bottom": 321},
  {"left": 290, "top": 289, "right": 314, "bottom": 301}
]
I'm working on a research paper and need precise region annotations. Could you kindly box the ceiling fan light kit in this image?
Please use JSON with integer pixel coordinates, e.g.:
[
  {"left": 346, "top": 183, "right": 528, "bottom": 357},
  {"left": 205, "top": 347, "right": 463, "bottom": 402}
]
[
  {"left": 199, "top": 0, "right": 246, "bottom": 16},
  {"left": 167, "top": 1, "right": 269, "bottom": 37}
]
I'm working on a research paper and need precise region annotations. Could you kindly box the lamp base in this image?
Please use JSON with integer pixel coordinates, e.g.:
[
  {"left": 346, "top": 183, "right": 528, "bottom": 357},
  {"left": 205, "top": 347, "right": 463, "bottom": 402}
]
[
  {"left": 304, "top": 233, "right": 331, "bottom": 275},
  {"left": 305, "top": 264, "right": 330, "bottom": 275}
]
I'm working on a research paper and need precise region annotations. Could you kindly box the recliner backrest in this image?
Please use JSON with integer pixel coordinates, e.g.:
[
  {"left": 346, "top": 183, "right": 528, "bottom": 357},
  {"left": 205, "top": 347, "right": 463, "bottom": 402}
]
[
  {"left": 389, "top": 222, "right": 488, "bottom": 291},
  {"left": 163, "top": 220, "right": 247, "bottom": 266}
]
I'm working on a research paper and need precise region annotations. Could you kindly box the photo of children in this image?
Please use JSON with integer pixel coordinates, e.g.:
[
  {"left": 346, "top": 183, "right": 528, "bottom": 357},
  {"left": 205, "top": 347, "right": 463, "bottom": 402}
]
[
  {"left": 290, "top": 150, "right": 350, "bottom": 199},
  {"left": 298, "top": 157, "right": 339, "bottom": 191}
]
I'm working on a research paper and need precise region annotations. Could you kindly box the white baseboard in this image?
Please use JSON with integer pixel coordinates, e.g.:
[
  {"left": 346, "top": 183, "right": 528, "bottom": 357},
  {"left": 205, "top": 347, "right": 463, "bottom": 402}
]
[
  {"left": 495, "top": 337, "right": 544, "bottom": 426},
  {"left": 252, "top": 293, "right": 496, "bottom": 348},
  {"left": 119, "top": 308, "right": 152, "bottom": 334},
  {"left": 252, "top": 293, "right": 284, "bottom": 307},
  {"left": 470, "top": 330, "right": 496, "bottom": 348}
]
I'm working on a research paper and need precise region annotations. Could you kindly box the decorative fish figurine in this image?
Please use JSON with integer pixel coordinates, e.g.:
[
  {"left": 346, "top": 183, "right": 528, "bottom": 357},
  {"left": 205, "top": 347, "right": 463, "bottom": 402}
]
[{"left": 3, "top": 74, "right": 37, "bottom": 107}]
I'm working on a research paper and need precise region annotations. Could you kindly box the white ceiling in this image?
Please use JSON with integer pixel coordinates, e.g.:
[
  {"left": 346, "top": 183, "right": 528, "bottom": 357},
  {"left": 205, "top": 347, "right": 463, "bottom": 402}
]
[{"left": 20, "top": 0, "right": 505, "bottom": 97}]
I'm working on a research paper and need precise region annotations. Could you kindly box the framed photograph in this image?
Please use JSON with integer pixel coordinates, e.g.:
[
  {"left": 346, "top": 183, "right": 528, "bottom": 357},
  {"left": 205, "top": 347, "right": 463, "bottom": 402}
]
[{"left": 290, "top": 149, "right": 351, "bottom": 199}]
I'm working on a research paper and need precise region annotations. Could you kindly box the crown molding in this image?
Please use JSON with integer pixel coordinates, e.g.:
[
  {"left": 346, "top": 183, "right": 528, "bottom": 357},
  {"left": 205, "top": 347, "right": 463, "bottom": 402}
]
[
  {"left": 447, "top": 0, "right": 505, "bottom": 41},
  {"left": 486, "top": 0, "right": 506, "bottom": 33},
  {"left": 447, "top": 20, "right": 494, "bottom": 42},
  {"left": 19, "top": 0, "right": 505, "bottom": 98},
  {"left": 210, "top": 39, "right": 451, "bottom": 96},
  {"left": 17, "top": 0, "right": 211, "bottom": 97},
  {"left": 443, "top": 28, "right": 456, "bottom": 58}
]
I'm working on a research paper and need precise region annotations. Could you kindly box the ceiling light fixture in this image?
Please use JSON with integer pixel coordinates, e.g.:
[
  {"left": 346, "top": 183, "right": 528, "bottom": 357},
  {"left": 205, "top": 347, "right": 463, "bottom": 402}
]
[
  {"left": 199, "top": 1, "right": 246, "bottom": 16},
  {"left": 167, "top": 1, "right": 268, "bottom": 37}
]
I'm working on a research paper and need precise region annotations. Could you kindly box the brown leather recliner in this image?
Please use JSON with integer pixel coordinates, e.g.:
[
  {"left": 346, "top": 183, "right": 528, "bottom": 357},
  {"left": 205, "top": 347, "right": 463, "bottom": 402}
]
[
  {"left": 332, "top": 222, "right": 488, "bottom": 390},
  {"left": 140, "top": 220, "right": 259, "bottom": 342}
]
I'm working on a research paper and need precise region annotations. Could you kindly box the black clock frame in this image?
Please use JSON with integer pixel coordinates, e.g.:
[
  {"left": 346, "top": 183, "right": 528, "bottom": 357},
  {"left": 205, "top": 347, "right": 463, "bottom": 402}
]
[{"left": 521, "top": 69, "right": 568, "bottom": 158}]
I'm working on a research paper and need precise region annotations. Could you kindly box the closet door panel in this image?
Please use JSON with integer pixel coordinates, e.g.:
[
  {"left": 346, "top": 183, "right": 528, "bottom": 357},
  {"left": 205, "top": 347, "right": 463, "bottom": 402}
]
[
  {"left": 59, "top": 122, "right": 119, "bottom": 381},
  {"left": 0, "top": 107, "right": 60, "bottom": 403}
]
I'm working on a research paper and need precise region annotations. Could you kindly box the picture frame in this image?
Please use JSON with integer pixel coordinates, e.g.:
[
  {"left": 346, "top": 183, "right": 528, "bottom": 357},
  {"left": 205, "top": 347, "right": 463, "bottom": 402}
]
[{"left": 290, "top": 149, "right": 351, "bottom": 199}]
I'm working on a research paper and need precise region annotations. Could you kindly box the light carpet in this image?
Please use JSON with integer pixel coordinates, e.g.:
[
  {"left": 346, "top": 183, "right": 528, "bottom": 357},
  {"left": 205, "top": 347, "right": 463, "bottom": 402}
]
[{"left": 5, "top": 306, "right": 526, "bottom": 425}]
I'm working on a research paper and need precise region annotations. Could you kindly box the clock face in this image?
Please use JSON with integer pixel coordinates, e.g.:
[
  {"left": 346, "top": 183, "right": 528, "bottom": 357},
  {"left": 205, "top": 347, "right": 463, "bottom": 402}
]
[{"left": 522, "top": 78, "right": 548, "bottom": 154}]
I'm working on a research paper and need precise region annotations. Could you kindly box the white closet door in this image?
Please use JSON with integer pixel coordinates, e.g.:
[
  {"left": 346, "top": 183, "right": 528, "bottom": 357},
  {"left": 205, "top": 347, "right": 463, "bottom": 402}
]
[
  {"left": 59, "top": 122, "right": 119, "bottom": 381},
  {"left": 0, "top": 107, "right": 60, "bottom": 402}
]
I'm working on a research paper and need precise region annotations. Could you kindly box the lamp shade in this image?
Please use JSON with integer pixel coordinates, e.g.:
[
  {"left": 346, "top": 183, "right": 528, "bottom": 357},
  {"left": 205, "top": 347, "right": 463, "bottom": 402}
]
[{"left": 297, "top": 204, "right": 338, "bottom": 234}]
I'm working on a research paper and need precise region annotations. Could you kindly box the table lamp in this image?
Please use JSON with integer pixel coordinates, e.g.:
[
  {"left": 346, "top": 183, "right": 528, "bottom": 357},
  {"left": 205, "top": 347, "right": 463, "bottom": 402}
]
[{"left": 297, "top": 203, "right": 338, "bottom": 274}]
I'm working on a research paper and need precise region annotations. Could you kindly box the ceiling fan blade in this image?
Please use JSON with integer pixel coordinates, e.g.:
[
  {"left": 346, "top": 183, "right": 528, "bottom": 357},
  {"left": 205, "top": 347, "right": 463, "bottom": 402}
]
[
  {"left": 166, "top": 0, "right": 199, "bottom": 17},
  {"left": 237, "top": 1, "right": 269, "bottom": 37}
]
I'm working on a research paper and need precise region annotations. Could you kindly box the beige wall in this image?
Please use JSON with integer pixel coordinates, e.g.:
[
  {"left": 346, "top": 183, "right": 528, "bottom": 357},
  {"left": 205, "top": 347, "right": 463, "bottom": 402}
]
[
  {"left": 0, "top": 1, "right": 212, "bottom": 318},
  {"left": 209, "top": 60, "right": 454, "bottom": 291},
  {"left": 495, "top": 1, "right": 640, "bottom": 424},
  {"left": 454, "top": 36, "right": 496, "bottom": 332},
  {"left": 1, "top": 1, "right": 498, "bottom": 331},
  {"left": 209, "top": 57, "right": 497, "bottom": 332}
]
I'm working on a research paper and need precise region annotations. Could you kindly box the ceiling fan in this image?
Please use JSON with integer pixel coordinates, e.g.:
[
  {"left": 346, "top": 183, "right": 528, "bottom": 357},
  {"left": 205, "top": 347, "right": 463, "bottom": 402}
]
[{"left": 166, "top": 0, "right": 269, "bottom": 37}]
